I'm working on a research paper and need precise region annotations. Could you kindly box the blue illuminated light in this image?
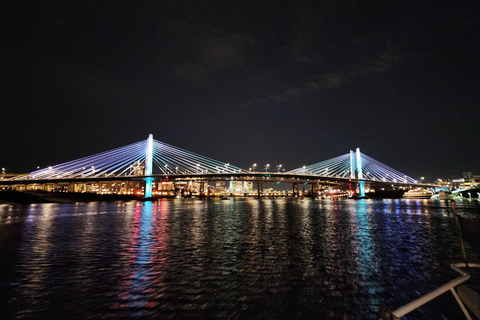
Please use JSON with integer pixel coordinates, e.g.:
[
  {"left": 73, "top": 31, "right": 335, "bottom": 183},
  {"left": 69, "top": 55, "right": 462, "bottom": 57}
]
[
  {"left": 288, "top": 148, "right": 416, "bottom": 185},
  {"left": 12, "top": 134, "right": 243, "bottom": 182}
]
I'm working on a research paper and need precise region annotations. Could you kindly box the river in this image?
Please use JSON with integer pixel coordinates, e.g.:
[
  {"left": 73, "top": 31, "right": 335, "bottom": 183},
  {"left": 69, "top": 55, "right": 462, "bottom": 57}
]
[{"left": 1, "top": 198, "right": 479, "bottom": 319}]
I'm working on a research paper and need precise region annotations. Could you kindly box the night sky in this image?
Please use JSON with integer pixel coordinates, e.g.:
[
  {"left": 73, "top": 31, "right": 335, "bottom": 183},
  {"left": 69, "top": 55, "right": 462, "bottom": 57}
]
[{"left": 2, "top": 1, "right": 479, "bottom": 181}]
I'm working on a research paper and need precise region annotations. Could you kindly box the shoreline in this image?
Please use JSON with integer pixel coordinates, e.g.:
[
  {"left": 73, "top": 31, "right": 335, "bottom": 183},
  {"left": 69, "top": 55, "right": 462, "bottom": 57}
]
[{"left": 0, "top": 190, "right": 142, "bottom": 204}]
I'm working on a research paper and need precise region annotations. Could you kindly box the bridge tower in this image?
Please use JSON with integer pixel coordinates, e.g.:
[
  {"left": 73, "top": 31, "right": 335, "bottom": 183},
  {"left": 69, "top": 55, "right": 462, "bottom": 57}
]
[
  {"left": 350, "top": 150, "right": 355, "bottom": 179},
  {"left": 144, "top": 134, "right": 154, "bottom": 198},
  {"left": 350, "top": 148, "right": 366, "bottom": 198},
  {"left": 356, "top": 148, "right": 365, "bottom": 198}
]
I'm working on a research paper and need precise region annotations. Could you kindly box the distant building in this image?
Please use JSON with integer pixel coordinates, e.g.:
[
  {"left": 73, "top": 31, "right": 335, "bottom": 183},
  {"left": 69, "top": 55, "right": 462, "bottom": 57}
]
[
  {"left": 228, "top": 181, "right": 253, "bottom": 193},
  {"left": 463, "top": 172, "right": 473, "bottom": 182},
  {"left": 463, "top": 172, "right": 479, "bottom": 188},
  {"left": 215, "top": 181, "right": 226, "bottom": 193},
  {"left": 434, "top": 179, "right": 450, "bottom": 187}
]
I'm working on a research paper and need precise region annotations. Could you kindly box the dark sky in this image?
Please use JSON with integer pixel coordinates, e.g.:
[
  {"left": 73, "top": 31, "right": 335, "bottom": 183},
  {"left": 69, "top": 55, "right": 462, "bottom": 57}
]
[{"left": 2, "top": 1, "right": 479, "bottom": 181}]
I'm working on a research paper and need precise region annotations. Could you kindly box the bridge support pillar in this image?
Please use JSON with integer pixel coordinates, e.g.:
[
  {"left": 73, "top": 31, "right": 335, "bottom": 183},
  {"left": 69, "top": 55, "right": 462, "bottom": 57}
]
[
  {"left": 144, "top": 178, "right": 155, "bottom": 198},
  {"left": 257, "top": 182, "right": 263, "bottom": 198},
  {"left": 292, "top": 183, "right": 300, "bottom": 198},
  {"left": 358, "top": 181, "right": 365, "bottom": 198}
]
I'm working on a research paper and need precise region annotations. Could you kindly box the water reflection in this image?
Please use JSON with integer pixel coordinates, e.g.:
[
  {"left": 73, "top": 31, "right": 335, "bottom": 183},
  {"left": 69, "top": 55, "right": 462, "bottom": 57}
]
[
  {"left": 116, "top": 201, "right": 158, "bottom": 316},
  {"left": 0, "top": 199, "right": 479, "bottom": 319}
]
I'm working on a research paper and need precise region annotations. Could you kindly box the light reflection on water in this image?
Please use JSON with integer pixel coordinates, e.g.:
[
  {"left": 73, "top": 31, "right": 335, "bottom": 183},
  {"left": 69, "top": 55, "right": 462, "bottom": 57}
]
[{"left": 0, "top": 199, "right": 479, "bottom": 319}]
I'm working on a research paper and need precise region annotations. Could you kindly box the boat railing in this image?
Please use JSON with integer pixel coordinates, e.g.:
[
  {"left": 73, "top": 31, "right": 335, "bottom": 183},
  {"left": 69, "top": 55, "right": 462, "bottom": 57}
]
[{"left": 379, "top": 263, "right": 480, "bottom": 319}]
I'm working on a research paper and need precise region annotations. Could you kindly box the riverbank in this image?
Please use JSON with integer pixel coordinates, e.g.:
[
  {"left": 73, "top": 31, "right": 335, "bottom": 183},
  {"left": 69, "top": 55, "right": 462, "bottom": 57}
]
[{"left": 0, "top": 190, "right": 141, "bottom": 204}]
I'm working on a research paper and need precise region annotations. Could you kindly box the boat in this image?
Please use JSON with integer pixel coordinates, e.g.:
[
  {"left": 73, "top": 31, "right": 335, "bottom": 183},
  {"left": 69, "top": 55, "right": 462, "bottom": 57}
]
[
  {"left": 403, "top": 188, "right": 433, "bottom": 199},
  {"left": 432, "top": 190, "right": 455, "bottom": 200}
]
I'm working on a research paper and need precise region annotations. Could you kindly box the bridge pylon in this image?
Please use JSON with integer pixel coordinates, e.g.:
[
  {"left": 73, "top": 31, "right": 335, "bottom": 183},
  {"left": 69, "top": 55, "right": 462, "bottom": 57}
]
[
  {"left": 356, "top": 148, "right": 366, "bottom": 198},
  {"left": 350, "top": 148, "right": 366, "bottom": 198},
  {"left": 144, "top": 134, "right": 154, "bottom": 198}
]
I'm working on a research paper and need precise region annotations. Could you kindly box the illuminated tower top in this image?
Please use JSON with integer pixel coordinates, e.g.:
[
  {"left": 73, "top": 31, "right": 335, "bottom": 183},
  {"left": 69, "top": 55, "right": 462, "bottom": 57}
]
[{"left": 145, "top": 134, "right": 153, "bottom": 176}]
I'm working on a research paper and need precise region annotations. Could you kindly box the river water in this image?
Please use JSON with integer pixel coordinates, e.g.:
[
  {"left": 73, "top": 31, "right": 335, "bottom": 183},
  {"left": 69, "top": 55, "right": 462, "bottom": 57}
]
[{"left": 0, "top": 198, "right": 479, "bottom": 319}]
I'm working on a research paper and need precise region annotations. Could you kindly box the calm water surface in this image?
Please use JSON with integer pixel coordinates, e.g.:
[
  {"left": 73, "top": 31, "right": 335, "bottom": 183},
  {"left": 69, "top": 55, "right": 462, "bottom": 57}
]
[{"left": 0, "top": 198, "right": 479, "bottom": 319}]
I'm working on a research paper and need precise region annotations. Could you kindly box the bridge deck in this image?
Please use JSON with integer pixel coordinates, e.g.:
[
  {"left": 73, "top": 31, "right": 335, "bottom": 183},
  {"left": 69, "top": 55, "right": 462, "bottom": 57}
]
[{"left": 1, "top": 172, "right": 435, "bottom": 188}]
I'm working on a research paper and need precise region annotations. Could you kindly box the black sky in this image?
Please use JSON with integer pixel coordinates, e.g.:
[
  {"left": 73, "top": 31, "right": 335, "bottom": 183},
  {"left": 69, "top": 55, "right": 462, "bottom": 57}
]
[{"left": 1, "top": 1, "right": 479, "bottom": 181}]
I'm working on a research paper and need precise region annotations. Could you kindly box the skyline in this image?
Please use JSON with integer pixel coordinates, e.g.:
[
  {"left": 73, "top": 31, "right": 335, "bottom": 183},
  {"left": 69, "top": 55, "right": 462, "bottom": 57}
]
[{"left": 2, "top": 1, "right": 479, "bottom": 181}]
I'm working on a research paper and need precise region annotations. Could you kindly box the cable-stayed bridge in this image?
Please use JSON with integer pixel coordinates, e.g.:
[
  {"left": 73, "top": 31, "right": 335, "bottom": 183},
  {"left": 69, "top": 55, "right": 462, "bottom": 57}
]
[{"left": 2, "top": 134, "right": 431, "bottom": 198}]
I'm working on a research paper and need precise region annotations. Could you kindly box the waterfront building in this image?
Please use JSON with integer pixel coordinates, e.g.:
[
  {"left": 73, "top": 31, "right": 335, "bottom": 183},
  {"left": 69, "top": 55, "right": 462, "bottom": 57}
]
[
  {"left": 228, "top": 181, "right": 253, "bottom": 194},
  {"left": 463, "top": 172, "right": 480, "bottom": 188}
]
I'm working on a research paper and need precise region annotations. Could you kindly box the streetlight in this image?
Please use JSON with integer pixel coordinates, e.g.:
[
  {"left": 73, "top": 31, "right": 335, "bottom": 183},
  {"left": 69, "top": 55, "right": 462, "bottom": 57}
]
[
  {"left": 265, "top": 164, "right": 270, "bottom": 172},
  {"left": 252, "top": 163, "right": 257, "bottom": 172},
  {"left": 1, "top": 168, "right": 5, "bottom": 179},
  {"left": 276, "top": 164, "right": 282, "bottom": 173}
]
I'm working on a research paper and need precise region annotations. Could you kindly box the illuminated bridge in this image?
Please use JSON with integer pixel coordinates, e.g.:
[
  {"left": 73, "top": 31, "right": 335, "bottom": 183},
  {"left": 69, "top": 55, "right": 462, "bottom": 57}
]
[{"left": 1, "top": 134, "right": 432, "bottom": 198}]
